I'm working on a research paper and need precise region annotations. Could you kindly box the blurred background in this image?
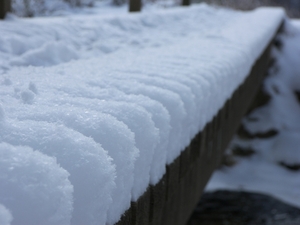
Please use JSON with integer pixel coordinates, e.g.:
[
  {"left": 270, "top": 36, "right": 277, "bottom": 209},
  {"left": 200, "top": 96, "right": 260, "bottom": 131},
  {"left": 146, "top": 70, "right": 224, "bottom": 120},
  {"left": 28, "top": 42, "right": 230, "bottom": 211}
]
[{"left": 10, "top": 0, "right": 300, "bottom": 17}]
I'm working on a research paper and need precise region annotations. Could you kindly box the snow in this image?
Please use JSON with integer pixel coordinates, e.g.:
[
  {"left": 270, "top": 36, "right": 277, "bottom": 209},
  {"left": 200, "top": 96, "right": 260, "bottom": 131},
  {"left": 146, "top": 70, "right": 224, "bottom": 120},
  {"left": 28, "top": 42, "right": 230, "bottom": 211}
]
[
  {"left": 206, "top": 152, "right": 300, "bottom": 208},
  {"left": 103, "top": 92, "right": 171, "bottom": 185},
  {"left": 103, "top": 78, "right": 188, "bottom": 164},
  {"left": 207, "top": 18, "right": 300, "bottom": 209},
  {"left": 0, "top": 120, "right": 116, "bottom": 225},
  {"left": 0, "top": 142, "right": 73, "bottom": 225},
  {"left": 0, "top": 204, "right": 13, "bottom": 225},
  {"left": 7, "top": 104, "right": 138, "bottom": 224},
  {"left": 272, "top": 131, "right": 300, "bottom": 165},
  {"left": 0, "top": 2, "right": 286, "bottom": 224},
  {"left": 10, "top": 42, "right": 79, "bottom": 67}
]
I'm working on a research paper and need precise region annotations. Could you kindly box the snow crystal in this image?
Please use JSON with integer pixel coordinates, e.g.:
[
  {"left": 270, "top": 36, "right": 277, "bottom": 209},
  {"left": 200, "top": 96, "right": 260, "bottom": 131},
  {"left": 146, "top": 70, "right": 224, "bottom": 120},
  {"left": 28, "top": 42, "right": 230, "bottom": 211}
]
[{"left": 0, "top": 142, "right": 73, "bottom": 225}]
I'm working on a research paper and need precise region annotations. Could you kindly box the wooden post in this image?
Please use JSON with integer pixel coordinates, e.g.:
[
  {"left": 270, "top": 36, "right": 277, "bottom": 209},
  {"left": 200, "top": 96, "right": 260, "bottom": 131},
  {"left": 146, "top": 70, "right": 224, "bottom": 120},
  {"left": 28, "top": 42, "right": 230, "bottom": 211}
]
[
  {"left": 0, "top": 0, "right": 6, "bottom": 19},
  {"left": 0, "top": 0, "right": 11, "bottom": 19},
  {"left": 129, "top": 0, "right": 141, "bottom": 12},
  {"left": 182, "top": 0, "right": 190, "bottom": 6}
]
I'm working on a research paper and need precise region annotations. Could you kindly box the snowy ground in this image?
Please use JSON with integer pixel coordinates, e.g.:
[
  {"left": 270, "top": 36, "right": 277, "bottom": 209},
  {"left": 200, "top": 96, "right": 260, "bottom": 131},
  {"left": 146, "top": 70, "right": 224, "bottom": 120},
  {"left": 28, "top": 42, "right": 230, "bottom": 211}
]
[
  {"left": 0, "top": 2, "right": 293, "bottom": 225},
  {"left": 206, "top": 18, "right": 300, "bottom": 210}
]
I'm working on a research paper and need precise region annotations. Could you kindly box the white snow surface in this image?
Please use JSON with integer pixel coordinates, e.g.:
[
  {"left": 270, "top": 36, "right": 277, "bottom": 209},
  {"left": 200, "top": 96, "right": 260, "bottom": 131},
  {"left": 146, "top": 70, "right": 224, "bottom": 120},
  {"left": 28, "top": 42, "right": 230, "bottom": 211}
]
[
  {"left": 0, "top": 3, "right": 284, "bottom": 225},
  {"left": 0, "top": 204, "right": 13, "bottom": 225},
  {"left": 207, "top": 19, "right": 300, "bottom": 209},
  {"left": 0, "top": 142, "right": 73, "bottom": 225}
]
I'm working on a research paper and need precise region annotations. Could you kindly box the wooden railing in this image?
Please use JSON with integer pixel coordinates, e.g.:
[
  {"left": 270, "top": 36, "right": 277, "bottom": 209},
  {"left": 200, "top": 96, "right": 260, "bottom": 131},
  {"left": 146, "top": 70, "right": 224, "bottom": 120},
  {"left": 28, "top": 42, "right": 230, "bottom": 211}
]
[
  {"left": 0, "top": 1, "right": 283, "bottom": 223},
  {"left": 115, "top": 21, "right": 284, "bottom": 225}
]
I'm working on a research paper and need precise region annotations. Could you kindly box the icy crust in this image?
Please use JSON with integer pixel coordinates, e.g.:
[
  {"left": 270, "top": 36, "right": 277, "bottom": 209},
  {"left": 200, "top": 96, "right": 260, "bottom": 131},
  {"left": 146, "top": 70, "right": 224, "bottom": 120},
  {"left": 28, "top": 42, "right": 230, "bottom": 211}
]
[{"left": 0, "top": 4, "right": 284, "bottom": 225}]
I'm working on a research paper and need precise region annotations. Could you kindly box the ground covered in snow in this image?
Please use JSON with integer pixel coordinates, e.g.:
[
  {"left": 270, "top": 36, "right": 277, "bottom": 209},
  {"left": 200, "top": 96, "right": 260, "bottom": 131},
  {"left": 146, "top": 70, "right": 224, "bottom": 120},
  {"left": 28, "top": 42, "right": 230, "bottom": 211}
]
[
  {"left": 0, "top": 2, "right": 288, "bottom": 225},
  {"left": 206, "top": 18, "right": 300, "bottom": 210}
]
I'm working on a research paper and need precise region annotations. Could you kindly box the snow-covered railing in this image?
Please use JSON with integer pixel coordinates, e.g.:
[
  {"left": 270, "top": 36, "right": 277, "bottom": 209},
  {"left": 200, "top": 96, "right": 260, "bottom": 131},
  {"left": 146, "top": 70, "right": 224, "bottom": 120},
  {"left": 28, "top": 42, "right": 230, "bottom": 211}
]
[
  {"left": 0, "top": 5, "right": 284, "bottom": 225},
  {"left": 116, "top": 20, "right": 285, "bottom": 225}
]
